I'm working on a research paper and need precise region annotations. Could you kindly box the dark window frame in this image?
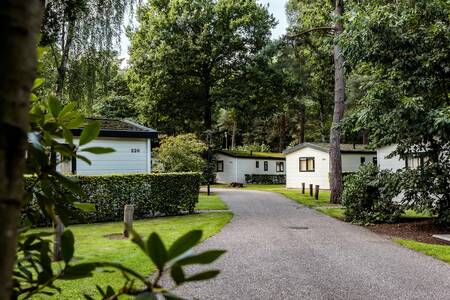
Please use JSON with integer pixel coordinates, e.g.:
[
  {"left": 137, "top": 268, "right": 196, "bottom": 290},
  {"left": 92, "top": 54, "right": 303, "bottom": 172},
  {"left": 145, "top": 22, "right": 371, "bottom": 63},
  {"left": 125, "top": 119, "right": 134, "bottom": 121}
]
[
  {"left": 256, "top": 161, "right": 259, "bottom": 168},
  {"left": 372, "top": 156, "right": 378, "bottom": 165},
  {"left": 276, "top": 161, "right": 284, "bottom": 172},
  {"left": 216, "top": 160, "right": 224, "bottom": 172},
  {"left": 299, "top": 157, "right": 315, "bottom": 172},
  {"left": 360, "top": 157, "right": 366, "bottom": 165},
  {"left": 264, "top": 161, "right": 268, "bottom": 171}
]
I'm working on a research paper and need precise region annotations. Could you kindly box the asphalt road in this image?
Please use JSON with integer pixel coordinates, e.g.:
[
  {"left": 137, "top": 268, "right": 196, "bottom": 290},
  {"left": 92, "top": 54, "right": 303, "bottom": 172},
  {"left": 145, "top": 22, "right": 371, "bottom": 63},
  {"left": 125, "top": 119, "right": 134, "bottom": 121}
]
[{"left": 174, "top": 189, "right": 450, "bottom": 299}]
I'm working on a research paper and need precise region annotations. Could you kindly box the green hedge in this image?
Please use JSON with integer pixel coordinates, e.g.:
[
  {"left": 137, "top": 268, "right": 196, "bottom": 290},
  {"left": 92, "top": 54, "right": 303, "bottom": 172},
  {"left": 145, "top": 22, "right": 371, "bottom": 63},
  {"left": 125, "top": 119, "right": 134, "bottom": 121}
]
[
  {"left": 24, "top": 173, "right": 201, "bottom": 225},
  {"left": 245, "top": 174, "right": 286, "bottom": 184}
]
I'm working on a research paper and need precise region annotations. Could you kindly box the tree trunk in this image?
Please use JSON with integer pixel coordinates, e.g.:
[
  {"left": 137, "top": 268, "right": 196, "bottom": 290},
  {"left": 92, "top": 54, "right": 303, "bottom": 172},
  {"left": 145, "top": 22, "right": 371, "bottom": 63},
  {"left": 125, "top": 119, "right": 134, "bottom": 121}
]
[
  {"left": 56, "top": 18, "right": 75, "bottom": 99},
  {"left": 318, "top": 99, "right": 326, "bottom": 142},
  {"left": 0, "top": 1, "right": 44, "bottom": 298},
  {"left": 278, "top": 113, "right": 287, "bottom": 152},
  {"left": 231, "top": 119, "right": 237, "bottom": 149},
  {"left": 329, "top": 0, "right": 345, "bottom": 204},
  {"left": 362, "top": 129, "right": 369, "bottom": 145},
  {"left": 298, "top": 104, "right": 306, "bottom": 144}
]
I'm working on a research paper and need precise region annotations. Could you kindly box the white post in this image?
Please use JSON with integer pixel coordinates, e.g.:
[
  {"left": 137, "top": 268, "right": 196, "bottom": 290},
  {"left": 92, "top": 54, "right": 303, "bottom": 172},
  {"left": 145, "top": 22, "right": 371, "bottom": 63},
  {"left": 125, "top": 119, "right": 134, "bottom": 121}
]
[{"left": 147, "top": 138, "right": 152, "bottom": 173}]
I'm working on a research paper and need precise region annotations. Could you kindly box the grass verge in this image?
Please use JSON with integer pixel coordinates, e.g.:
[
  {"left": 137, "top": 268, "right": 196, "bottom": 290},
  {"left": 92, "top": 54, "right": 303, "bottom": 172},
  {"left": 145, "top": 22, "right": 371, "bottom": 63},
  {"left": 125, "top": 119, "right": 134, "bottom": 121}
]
[
  {"left": 395, "top": 239, "right": 450, "bottom": 263},
  {"left": 316, "top": 207, "right": 345, "bottom": 220},
  {"left": 195, "top": 192, "right": 228, "bottom": 210},
  {"left": 34, "top": 212, "right": 232, "bottom": 299}
]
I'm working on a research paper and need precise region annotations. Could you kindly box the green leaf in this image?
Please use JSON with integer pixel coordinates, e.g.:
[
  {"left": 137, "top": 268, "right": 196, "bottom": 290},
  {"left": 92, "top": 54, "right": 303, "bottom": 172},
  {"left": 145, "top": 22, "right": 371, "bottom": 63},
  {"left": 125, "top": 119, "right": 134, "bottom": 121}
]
[
  {"left": 66, "top": 115, "right": 85, "bottom": 129},
  {"left": 61, "top": 230, "right": 75, "bottom": 264},
  {"left": 76, "top": 154, "right": 92, "bottom": 165},
  {"left": 80, "top": 147, "right": 115, "bottom": 154},
  {"left": 146, "top": 233, "right": 168, "bottom": 271},
  {"left": 130, "top": 228, "right": 147, "bottom": 254},
  {"left": 135, "top": 292, "right": 158, "bottom": 300},
  {"left": 170, "top": 265, "right": 185, "bottom": 285},
  {"left": 79, "top": 121, "right": 101, "bottom": 146},
  {"left": 62, "top": 128, "right": 74, "bottom": 145},
  {"left": 33, "top": 78, "right": 44, "bottom": 90},
  {"left": 48, "top": 95, "right": 62, "bottom": 118},
  {"left": 162, "top": 292, "right": 187, "bottom": 300},
  {"left": 168, "top": 230, "right": 202, "bottom": 260},
  {"left": 176, "top": 250, "right": 226, "bottom": 266},
  {"left": 73, "top": 202, "right": 96, "bottom": 212},
  {"left": 184, "top": 270, "right": 220, "bottom": 282},
  {"left": 59, "top": 102, "right": 77, "bottom": 118},
  {"left": 61, "top": 263, "right": 98, "bottom": 280}
]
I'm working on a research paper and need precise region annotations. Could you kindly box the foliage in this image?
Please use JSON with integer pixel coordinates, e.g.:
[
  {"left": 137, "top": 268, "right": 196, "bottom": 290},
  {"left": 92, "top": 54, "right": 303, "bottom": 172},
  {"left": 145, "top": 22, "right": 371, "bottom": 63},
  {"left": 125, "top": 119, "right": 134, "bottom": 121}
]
[
  {"left": 244, "top": 174, "right": 286, "bottom": 185},
  {"left": 234, "top": 143, "right": 271, "bottom": 153},
  {"left": 342, "top": 164, "right": 403, "bottom": 224},
  {"left": 14, "top": 228, "right": 225, "bottom": 299},
  {"left": 24, "top": 173, "right": 201, "bottom": 225},
  {"left": 341, "top": 0, "right": 450, "bottom": 224},
  {"left": 128, "top": 0, "right": 276, "bottom": 133},
  {"left": 159, "top": 134, "right": 208, "bottom": 173}
]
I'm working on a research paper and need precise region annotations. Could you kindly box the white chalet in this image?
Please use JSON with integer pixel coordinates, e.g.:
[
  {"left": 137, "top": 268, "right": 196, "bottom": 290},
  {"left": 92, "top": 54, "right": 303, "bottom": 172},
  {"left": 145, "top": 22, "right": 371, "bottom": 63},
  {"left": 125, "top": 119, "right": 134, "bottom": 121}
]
[
  {"left": 58, "top": 118, "right": 157, "bottom": 175},
  {"left": 214, "top": 150, "right": 286, "bottom": 184},
  {"left": 284, "top": 143, "right": 377, "bottom": 189}
]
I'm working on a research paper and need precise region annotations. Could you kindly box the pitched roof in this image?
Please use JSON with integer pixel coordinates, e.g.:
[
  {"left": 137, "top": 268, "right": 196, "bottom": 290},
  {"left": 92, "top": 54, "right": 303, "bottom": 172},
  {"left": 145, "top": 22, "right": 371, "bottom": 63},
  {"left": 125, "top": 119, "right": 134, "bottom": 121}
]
[
  {"left": 283, "top": 142, "right": 376, "bottom": 155},
  {"left": 217, "top": 150, "right": 285, "bottom": 160},
  {"left": 72, "top": 118, "right": 157, "bottom": 138}
]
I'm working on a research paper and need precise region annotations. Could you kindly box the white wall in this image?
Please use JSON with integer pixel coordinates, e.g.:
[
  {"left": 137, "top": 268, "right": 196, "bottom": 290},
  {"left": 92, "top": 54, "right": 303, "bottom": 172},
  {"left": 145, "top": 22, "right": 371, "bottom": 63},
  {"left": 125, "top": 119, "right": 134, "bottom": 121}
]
[
  {"left": 60, "top": 137, "right": 152, "bottom": 175},
  {"left": 342, "top": 153, "right": 377, "bottom": 172},
  {"left": 377, "top": 144, "right": 404, "bottom": 171},
  {"left": 215, "top": 153, "right": 285, "bottom": 183},
  {"left": 286, "top": 147, "right": 377, "bottom": 189},
  {"left": 286, "top": 147, "right": 330, "bottom": 189}
]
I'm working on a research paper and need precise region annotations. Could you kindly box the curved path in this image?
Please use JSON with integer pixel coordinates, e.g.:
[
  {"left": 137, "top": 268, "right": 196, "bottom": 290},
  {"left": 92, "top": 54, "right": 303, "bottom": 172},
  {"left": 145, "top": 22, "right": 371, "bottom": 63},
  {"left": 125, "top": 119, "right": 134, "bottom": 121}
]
[{"left": 176, "top": 189, "right": 450, "bottom": 299}]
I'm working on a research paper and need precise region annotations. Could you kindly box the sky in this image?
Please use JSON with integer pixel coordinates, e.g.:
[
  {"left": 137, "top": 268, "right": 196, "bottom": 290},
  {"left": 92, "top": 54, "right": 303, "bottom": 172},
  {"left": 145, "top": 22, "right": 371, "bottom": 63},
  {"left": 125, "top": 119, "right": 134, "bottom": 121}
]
[{"left": 119, "top": 0, "right": 289, "bottom": 66}]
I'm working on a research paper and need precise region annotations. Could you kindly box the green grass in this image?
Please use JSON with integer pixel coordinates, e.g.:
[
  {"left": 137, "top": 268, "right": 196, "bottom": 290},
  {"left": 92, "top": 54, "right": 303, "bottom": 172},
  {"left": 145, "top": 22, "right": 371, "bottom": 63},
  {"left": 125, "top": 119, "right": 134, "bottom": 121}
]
[
  {"left": 33, "top": 212, "right": 233, "bottom": 299},
  {"left": 213, "top": 184, "right": 334, "bottom": 208},
  {"left": 316, "top": 207, "right": 345, "bottom": 220},
  {"left": 195, "top": 192, "right": 228, "bottom": 210},
  {"left": 395, "top": 239, "right": 450, "bottom": 263}
]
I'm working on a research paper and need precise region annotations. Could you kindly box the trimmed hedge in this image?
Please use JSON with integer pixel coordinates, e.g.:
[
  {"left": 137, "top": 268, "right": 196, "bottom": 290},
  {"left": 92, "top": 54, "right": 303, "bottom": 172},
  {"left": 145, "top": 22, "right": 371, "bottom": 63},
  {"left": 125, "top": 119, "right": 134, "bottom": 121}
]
[
  {"left": 24, "top": 173, "right": 201, "bottom": 225},
  {"left": 245, "top": 174, "right": 286, "bottom": 184}
]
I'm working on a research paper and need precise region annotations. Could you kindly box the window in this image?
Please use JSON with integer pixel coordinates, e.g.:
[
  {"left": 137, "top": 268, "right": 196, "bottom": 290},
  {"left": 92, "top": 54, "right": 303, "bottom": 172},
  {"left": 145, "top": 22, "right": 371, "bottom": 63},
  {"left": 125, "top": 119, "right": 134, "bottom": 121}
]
[
  {"left": 360, "top": 157, "right": 366, "bottom": 165},
  {"left": 264, "top": 161, "right": 268, "bottom": 171},
  {"left": 299, "top": 157, "right": 315, "bottom": 172},
  {"left": 276, "top": 162, "right": 284, "bottom": 172},
  {"left": 256, "top": 161, "right": 259, "bottom": 168},
  {"left": 405, "top": 156, "right": 427, "bottom": 170},
  {"left": 373, "top": 156, "right": 378, "bottom": 165},
  {"left": 216, "top": 160, "right": 224, "bottom": 172}
]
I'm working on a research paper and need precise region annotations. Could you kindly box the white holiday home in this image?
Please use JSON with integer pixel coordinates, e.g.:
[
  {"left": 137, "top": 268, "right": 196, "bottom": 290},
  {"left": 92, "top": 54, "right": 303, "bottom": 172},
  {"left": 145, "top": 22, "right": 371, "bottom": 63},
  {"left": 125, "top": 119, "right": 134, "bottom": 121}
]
[
  {"left": 284, "top": 143, "right": 377, "bottom": 189},
  {"left": 214, "top": 150, "right": 285, "bottom": 184},
  {"left": 59, "top": 118, "right": 157, "bottom": 175}
]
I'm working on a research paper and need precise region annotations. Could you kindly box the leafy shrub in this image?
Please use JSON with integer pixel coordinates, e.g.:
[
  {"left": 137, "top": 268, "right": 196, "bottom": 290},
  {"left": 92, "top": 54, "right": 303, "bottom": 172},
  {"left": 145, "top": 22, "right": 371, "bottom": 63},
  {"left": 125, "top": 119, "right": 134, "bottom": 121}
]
[
  {"left": 25, "top": 173, "right": 201, "bottom": 225},
  {"left": 234, "top": 143, "right": 271, "bottom": 153},
  {"left": 342, "top": 164, "right": 402, "bottom": 224},
  {"left": 245, "top": 174, "right": 286, "bottom": 184},
  {"left": 159, "top": 134, "right": 207, "bottom": 172}
]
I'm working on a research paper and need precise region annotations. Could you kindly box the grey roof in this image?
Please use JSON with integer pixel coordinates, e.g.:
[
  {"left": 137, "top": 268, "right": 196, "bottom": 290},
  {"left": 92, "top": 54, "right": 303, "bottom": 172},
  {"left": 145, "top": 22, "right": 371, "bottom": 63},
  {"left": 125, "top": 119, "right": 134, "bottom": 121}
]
[
  {"left": 283, "top": 142, "right": 376, "bottom": 155},
  {"left": 72, "top": 118, "right": 157, "bottom": 138}
]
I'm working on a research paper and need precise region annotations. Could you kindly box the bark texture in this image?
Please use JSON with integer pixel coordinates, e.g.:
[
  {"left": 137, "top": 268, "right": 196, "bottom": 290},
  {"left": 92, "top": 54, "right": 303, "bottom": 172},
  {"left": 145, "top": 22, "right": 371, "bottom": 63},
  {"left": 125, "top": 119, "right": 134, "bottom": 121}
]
[
  {"left": 0, "top": 1, "right": 44, "bottom": 298},
  {"left": 298, "top": 104, "right": 306, "bottom": 144},
  {"left": 329, "top": 0, "right": 345, "bottom": 204}
]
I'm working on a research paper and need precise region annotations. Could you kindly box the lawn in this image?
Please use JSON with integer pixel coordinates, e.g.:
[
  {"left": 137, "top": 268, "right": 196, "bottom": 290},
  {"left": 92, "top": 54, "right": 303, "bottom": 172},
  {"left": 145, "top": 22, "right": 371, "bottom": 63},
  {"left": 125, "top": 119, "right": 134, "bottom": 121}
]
[
  {"left": 395, "top": 239, "right": 450, "bottom": 263},
  {"left": 315, "top": 207, "right": 433, "bottom": 221},
  {"left": 213, "top": 184, "right": 334, "bottom": 208},
  {"left": 195, "top": 192, "right": 228, "bottom": 210},
  {"left": 33, "top": 212, "right": 233, "bottom": 299}
]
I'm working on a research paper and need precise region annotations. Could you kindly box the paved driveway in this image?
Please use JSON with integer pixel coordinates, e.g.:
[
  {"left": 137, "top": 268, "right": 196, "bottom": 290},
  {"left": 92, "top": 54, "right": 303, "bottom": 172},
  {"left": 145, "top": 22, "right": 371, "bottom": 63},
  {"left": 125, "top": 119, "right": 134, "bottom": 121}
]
[{"left": 175, "top": 189, "right": 450, "bottom": 299}]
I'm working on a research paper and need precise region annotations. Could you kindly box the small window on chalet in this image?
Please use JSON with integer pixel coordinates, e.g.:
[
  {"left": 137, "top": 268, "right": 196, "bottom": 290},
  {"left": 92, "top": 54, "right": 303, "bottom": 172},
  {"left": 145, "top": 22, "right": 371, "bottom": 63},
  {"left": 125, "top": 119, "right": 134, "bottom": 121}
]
[
  {"left": 405, "top": 156, "right": 427, "bottom": 170},
  {"left": 264, "top": 161, "right": 268, "bottom": 171},
  {"left": 256, "top": 161, "right": 259, "bottom": 168},
  {"left": 373, "top": 156, "right": 378, "bottom": 165},
  {"left": 360, "top": 157, "right": 366, "bottom": 165},
  {"left": 276, "top": 162, "right": 284, "bottom": 172},
  {"left": 299, "top": 157, "right": 315, "bottom": 172},
  {"left": 216, "top": 160, "right": 224, "bottom": 172}
]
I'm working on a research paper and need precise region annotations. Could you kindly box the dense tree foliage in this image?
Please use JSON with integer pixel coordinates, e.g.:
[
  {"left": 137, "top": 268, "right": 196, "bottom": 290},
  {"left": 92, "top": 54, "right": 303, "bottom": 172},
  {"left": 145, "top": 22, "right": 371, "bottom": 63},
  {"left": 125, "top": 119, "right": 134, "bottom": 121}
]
[
  {"left": 341, "top": 0, "right": 450, "bottom": 223},
  {"left": 128, "top": 0, "right": 276, "bottom": 133}
]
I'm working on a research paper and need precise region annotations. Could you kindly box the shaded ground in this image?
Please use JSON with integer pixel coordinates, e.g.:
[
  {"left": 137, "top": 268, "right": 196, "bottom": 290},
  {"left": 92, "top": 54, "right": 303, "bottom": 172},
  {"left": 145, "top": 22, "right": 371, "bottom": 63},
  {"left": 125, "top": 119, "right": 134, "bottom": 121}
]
[
  {"left": 174, "top": 189, "right": 450, "bottom": 300},
  {"left": 367, "top": 219, "right": 450, "bottom": 245}
]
